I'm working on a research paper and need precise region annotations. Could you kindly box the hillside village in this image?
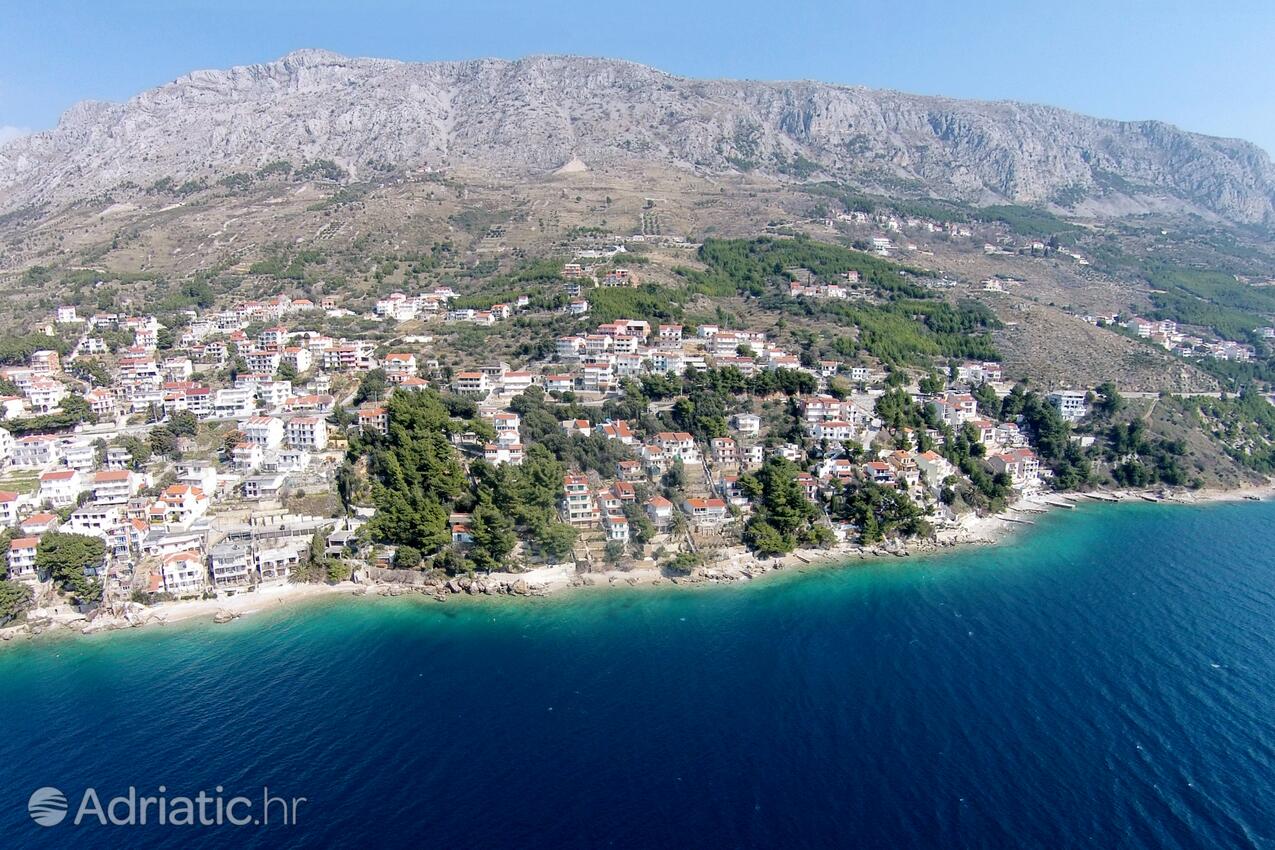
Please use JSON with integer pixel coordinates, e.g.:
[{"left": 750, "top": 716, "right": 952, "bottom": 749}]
[{"left": 0, "top": 231, "right": 1271, "bottom": 629}]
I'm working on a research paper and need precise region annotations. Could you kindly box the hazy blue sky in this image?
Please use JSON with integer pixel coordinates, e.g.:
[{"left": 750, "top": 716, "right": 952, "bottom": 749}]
[{"left": 2, "top": 0, "right": 1272, "bottom": 152}]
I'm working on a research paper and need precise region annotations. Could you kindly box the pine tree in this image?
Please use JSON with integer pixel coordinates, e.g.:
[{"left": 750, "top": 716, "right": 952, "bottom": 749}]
[{"left": 470, "top": 492, "right": 516, "bottom": 570}]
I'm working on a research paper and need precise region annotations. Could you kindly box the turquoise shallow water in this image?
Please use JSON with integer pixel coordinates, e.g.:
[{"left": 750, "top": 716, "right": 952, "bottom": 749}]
[{"left": 1, "top": 501, "right": 1274, "bottom": 848}]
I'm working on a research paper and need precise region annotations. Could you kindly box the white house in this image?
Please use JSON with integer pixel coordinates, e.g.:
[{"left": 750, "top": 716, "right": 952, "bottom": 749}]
[
  {"left": 13, "top": 434, "right": 62, "bottom": 468},
  {"left": 653, "top": 432, "right": 698, "bottom": 462},
  {"left": 90, "top": 470, "right": 142, "bottom": 504},
  {"left": 175, "top": 460, "right": 219, "bottom": 495},
  {"left": 84, "top": 388, "right": 117, "bottom": 419},
  {"left": 0, "top": 491, "right": 19, "bottom": 526},
  {"left": 38, "top": 469, "right": 83, "bottom": 507},
  {"left": 161, "top": 550, "right": 208, "bottom": 597},
  {"left": 209, "top": 543, "right": 253, "bottom": 590},
  {"left": 915, "top": 451, "right": 955, "bottom": 490},
  {"left": 454, "top": 372, "right": 489, "bottom": 397},
  {"left": 603, "top": 512, "right": 630, "bottom": 543},
  {"left": 256, "top": 544, "right": 301, "bottom": 583},
  {"left": 7, "top": 537, "right": 40, "bottom": 580},
  {"left": 988, "top": 448, "right": 1041, "bottom": 485},
  {"left": 241, "top": 416, "right": 285, "bottom": 449},
  {"left": 562, "top": 474, "right": 599, "bottom": 527},
  {"left": 213, "top": 388, "right": 256, "bottom": 419},
  {"left": 644, "top": 495, "right": 675, "bottom": 529},
  {"left": 230, "top": 442, "right": 264, "bottom": 473},
  {"left": 242, "top": 473, "right": 287, "bottom": 500},
  {"left": 149, "top": 484, "right": 209, "bottom": 528},
  {"left": 281, "top": 346, "right": 314, "bottom": 374},
  {"left": 383, "top": 352, "right": 418, "bottom": 383},
  {"left": 500, "top": 371, "right": 535, "bottom": 396},
  {"left": 67, "top": 503, "right": 120, "bottom": 539},
  {"left": 286, "top": 416, "right": 328, "bottom": 451},
  {"left": 682, "top": 497, "right": 728, "bottom": 528},
  {"left": 1047, "top": 390, "right": 1089, "bottom": 423},
  {"left": 63, "top": 441, "right": 99, "bottom": 474},
  {"left": 810, "top": 420, "right": 856, "bottom": 442},
  {"left": 930, "top": 392, "right": 978, "bottom": 427},
  {"left": 732, "top": 413, "right": 761, "bottom": 436},
  {"left": 483, "top": 443, "right": 525, "bottom": 466}
]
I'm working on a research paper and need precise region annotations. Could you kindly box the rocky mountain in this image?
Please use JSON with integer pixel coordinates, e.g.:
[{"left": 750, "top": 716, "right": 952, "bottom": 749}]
[{"left": 3, "top": 49, "right": 1275, "bottom": 225}]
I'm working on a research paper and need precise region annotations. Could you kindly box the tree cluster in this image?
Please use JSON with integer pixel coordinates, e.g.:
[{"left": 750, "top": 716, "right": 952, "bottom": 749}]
[{"left": 740, "top": 457, "right": 821, "bottom": 557}]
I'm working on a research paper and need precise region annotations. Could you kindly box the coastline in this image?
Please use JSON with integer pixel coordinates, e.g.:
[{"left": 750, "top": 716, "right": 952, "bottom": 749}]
[{"left": 4, "top": 481, "right": 1271, "bottom": 646}]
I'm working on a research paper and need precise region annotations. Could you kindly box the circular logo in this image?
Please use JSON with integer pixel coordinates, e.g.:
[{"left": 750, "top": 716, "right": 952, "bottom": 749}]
[{"left": 28, "top": 787, "right": 68, "bottom": 827}]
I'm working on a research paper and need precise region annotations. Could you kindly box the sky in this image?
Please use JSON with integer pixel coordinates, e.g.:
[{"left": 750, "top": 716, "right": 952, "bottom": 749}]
[{"left": 2, "top": 0, "right": 1274, "bottom": 153}]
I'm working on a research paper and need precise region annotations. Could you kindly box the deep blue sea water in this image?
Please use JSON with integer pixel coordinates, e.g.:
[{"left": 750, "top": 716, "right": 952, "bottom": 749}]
[{"left": 1, "top": 501, "right": 1274, "bottom": 849}]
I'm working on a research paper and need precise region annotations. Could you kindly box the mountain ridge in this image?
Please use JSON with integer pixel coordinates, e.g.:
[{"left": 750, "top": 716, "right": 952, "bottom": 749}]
[{"left": 3, "top": 49, "right": 1274, "bottom": 226}]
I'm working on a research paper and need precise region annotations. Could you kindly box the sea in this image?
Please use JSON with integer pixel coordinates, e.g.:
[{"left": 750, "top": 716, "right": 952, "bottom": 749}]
[{"left": 1, "top": 500, "right": 1273, "bottom": 849}]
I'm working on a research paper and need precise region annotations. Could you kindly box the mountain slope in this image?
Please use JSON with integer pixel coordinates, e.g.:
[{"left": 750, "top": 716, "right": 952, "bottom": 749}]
[{"left": 3, "top": 49, "right": 1274, "bottom": 225}]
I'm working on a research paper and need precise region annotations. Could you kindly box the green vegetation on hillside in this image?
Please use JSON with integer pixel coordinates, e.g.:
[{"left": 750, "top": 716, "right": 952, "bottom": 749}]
[
  {"left": 0, "top": 333, "right": 72, "bottom": 366},
  {"left": 452, "top": 259, "right": 569, "bottom": 310},
  {"left": 830, "top": 481, "right": 931, "bottom": 544},
  {"left": 249, "top": 248, "right": 327, "bottom": 281},
  {"left": 1102, "top": 419, "right": 1190, "bottom": 487},
  {"left": 0, "top": 579, "right": 32, "bottom": 625},
  {"left": 587, "top": 285, "right": 685, "bottom": 324},
  {"left": 798, "top": 184, "right": 1080, "bottom": 237},
  {"left": 360, "top": 389, "right": 579, "bottom": 572},
  {"left": 696, "top": 236, "right": 924, "bottom": 297},
  {"left": 799, "top": 184, "right": 973, "bottom": 223},
  {"left": 739, "top": 457, "right": 823, "bottom": 556},
  {"left": 1181, "top": 391, "right": 1275, "bottom": 473},
  {"left": 1000, "top": 384, "right": 1092, "bottom": 490},
  {"left": 363, "top": 390, "right": 467, "bottom": 556},
  {"left": 690, "top": 237, "right": 1000, "bottom": 365},
  {"left": 823, "top": 299, "right": 1000, "bottom": 364},
  {"left": 978, "top": 205, "right": 1080, "bottom": 238},
  {"left": 1141, "top": 263, "right": 1275, "bottom": 340},
  {"left": 1093, "top": 257, "right": 1275, "bottom": 389},
  {"left": 36, "top": 532, "right": 105, "bottom": 604}
]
